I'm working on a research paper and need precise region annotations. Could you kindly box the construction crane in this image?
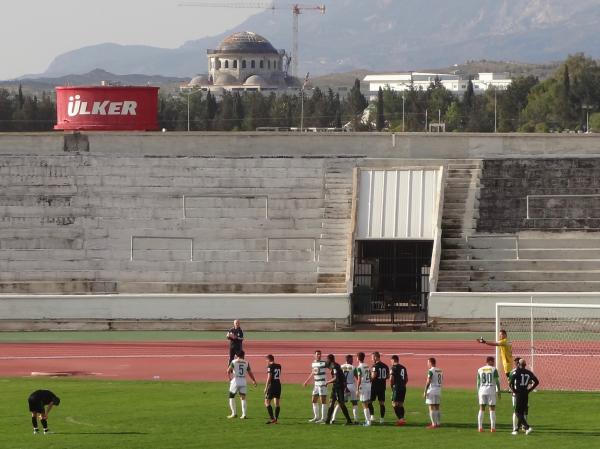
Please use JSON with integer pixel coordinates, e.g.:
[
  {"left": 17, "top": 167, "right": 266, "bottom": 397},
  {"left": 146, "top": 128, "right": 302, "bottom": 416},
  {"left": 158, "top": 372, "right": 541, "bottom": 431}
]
[{"left": 178, "top": 2, "right": 326, "bottom": 78}]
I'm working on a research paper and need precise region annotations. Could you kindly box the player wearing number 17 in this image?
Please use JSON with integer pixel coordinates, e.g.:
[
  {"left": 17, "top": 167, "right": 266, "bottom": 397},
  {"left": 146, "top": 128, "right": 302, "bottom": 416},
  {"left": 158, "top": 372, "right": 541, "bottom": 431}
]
[
  {"left": 476, "top": 356, "right": 501, "bottom": 433},
  {"left": 509, "top": 358, "right": 539, "bottom": 436},
  {"left": 264, "top": 354, "right": 282, "bottom": 424}
]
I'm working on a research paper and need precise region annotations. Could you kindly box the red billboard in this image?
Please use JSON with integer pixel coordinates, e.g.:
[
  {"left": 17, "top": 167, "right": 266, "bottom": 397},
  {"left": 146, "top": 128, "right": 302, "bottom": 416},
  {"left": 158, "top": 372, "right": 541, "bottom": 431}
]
[{"left": 55, "top": 86, "right": 159, "bottom": 131}]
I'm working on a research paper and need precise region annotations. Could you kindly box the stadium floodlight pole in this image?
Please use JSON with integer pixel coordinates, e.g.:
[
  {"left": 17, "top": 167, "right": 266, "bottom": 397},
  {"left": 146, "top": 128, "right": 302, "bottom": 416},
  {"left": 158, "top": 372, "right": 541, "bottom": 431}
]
[
  {"left": 300, "top": 72, "right": 310, "bottom": 132},
  {"left": 402, "top": 94, "right": 405, "bottom": 132}
]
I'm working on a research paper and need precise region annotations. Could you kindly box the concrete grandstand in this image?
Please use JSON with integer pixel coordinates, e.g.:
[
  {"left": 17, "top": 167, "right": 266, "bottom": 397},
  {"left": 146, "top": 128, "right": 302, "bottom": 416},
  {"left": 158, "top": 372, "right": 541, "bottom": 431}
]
[{"left": 1, "top": 132, "right": 600, "bottom": 331}]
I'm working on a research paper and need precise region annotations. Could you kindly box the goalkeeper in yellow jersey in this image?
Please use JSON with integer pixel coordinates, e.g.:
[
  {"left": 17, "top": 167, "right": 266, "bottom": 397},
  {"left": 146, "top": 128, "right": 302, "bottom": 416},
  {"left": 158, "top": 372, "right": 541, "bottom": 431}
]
[{"left": 477, "top": 329, "right": 513, "bottom": 379}]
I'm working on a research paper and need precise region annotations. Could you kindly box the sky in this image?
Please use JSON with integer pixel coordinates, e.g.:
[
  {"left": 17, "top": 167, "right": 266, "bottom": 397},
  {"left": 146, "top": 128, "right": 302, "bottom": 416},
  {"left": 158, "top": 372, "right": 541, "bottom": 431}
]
[{"left": 0, "top": 0, "right": 257, "bottom": 80}]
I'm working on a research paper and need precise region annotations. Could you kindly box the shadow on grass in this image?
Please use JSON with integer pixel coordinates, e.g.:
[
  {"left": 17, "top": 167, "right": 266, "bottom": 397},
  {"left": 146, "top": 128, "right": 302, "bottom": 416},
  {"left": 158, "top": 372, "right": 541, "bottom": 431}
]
[{"left": 53, "top": 431, "right": 147, "bottom": 435}]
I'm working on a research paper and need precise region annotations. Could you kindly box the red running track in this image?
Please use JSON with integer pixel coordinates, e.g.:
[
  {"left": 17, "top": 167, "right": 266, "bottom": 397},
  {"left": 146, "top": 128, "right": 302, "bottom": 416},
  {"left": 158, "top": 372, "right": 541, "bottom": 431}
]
[
  {"left": 1, "top": 340, "right": 599, "bottom": 390},
  {"left": 0, "top": 340, "right": 495, "bottom": 388}
]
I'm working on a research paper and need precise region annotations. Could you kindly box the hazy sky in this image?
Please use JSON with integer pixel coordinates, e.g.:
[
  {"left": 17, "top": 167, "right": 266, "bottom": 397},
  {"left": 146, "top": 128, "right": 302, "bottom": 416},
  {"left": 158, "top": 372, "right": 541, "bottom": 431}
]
[{"left": 0, "top": 0, "right": 258, "bottom": 80}]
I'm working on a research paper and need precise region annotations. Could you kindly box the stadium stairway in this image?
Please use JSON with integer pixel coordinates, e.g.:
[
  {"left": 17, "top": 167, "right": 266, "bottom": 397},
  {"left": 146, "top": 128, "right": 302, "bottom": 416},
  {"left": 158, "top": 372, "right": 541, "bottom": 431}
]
[{"left": 437, "top": 158, "right": 600, "bottom": 293}]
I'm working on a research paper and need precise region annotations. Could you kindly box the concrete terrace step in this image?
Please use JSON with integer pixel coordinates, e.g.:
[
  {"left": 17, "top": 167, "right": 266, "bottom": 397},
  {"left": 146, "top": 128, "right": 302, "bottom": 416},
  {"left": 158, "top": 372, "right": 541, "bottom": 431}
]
[
  {"left": 469, "top": 270, "right": 600, "bottom": 282},
  {"left": 440, "top": 259, "right": 600, "bottom": 271}
]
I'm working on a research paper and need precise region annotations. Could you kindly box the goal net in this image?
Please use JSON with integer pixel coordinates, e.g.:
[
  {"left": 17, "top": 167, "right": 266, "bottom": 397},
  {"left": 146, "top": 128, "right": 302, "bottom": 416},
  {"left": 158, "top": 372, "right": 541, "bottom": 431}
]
[{"left": 496, "top": 302, "right": 600, "bottom": 391}]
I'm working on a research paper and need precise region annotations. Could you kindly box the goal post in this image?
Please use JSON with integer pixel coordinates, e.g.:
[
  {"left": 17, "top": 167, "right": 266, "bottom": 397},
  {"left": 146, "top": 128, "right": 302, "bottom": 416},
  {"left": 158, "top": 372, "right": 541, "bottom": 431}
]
[{"left": 495, "top": 302, "right": 600, "bottom": 391}]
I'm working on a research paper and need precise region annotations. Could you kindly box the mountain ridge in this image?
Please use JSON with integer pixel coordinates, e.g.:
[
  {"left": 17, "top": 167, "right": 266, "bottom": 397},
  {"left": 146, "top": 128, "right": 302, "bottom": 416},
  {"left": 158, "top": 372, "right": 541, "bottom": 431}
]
[{"left": 11, "top": 0, "right": 600, "bottom": 79}]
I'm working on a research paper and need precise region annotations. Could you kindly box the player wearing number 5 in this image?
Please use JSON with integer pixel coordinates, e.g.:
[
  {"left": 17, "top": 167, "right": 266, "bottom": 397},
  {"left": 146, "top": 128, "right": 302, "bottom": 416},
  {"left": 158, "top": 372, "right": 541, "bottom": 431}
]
[
  {"left": 476, "top": 356, "right": 501, "bottom": 433},
  {"left": 264, "top": 354, "right": 282, "bottom": 424},
  {"left": 227, "top": 351, "right": 257, "bottom": 420},
  {"left": 509, "top": 358, "right": 539, "bottom": 435},
  {"left": 477, "top": 329, "right": 512, "bottom": 379},
  {"left": 423, "top": 357, "right": 442, "bottom": 428}
]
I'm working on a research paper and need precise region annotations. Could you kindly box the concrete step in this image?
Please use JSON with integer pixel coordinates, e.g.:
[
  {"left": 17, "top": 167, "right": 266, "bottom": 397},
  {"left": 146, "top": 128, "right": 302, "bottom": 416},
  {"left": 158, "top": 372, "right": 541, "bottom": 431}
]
[
  {"left": 467, "top": 280, "right": 600, "bottom": 292},
  {"left": 440, "top": 259, "right": 600, "bottom": 271},
  {"left": 470, "top": 270, "right": 600, "bottom": 282}
]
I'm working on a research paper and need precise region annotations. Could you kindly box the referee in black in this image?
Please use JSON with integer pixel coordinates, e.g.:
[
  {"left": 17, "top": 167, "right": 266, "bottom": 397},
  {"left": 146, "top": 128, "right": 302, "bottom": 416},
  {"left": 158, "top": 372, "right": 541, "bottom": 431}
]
[
  {"left": 28, "top": 390, "right": 60, "bottom": 434},
  {"left": 324, "top": 354, "right": 353, "bottom": 425},
  {"left": 226, "top": 319, "right": 244, "bottom": 363},
  {"left": 509, "top": 358, "right": 539, "bottom": 435}
]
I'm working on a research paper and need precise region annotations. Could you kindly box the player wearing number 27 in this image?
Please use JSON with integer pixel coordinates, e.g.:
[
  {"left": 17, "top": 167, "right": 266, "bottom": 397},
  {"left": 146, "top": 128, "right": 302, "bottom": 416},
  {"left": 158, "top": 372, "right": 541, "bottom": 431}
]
[
  {"left": 476, "top": 356, "right": 501, "bottom": 433},
  {"left": 227, "top": 350, "right": 257, "bottom": 419}
]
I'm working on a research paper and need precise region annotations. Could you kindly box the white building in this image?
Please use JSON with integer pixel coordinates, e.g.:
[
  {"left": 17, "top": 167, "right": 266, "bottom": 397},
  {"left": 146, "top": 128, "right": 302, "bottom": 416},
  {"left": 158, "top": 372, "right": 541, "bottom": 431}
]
[{"left": 364, "top": 72, "right": 512, "bottom": 101}]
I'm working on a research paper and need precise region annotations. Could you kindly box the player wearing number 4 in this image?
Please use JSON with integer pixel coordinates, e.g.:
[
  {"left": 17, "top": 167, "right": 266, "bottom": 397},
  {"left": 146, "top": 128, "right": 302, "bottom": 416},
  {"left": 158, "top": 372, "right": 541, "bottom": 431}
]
[
  {"left": 423, "top": 357, "right": 443, "bottom": 428},
  {"left": 477, "top": 330, "right": 513, "bottom": 379},
  {"left": 476, "top": 356, "right": 501, "bottom": 432},
  {"left": 264, "top": 354, "right": 282, "bottom": 424},
  {"left": 227, "top": 351, "right": 257, "bottom": 420}
]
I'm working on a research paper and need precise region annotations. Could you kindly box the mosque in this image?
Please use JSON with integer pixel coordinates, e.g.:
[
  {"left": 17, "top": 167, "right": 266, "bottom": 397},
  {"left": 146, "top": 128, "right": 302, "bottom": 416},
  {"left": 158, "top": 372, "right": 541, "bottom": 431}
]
[{"left": 185, "top": 31, "right": 297, "bottom": 95}]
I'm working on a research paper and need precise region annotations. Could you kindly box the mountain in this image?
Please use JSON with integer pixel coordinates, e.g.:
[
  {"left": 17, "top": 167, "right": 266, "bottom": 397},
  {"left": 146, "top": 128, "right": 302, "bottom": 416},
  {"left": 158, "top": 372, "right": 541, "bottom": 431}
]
[{"left": 24, "top": 0, "right": 600, "bottom": 79}]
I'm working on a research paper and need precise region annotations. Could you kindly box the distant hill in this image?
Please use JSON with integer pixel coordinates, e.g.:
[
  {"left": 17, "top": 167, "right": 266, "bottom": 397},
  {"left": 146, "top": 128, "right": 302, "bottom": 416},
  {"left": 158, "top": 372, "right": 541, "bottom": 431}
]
[
  {"left": 18, "top": 0, "right": 600, "bottom": 80},
  {"left": 0, "top": 69, "right": 187, "bottom": 95}
]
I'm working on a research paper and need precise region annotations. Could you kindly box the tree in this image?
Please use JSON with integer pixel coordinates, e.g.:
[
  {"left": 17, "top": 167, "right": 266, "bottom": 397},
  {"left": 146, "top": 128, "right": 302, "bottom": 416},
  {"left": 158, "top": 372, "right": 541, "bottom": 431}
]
[{"left": 0, "top": 88, "right": 14, "bottom": 131}]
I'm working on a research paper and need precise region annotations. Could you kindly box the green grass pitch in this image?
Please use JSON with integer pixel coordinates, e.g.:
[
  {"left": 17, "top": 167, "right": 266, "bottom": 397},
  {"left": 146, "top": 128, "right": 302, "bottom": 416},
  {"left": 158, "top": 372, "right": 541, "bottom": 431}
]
[{"left": 1, "top": 377, "right": 598, "bottom": 449}]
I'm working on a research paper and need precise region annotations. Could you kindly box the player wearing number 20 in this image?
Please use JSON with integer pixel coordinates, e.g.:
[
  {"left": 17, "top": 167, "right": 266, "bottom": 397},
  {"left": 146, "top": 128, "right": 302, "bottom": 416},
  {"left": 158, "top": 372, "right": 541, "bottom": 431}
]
[
  {"left": 476, "top": 356, "right": 501, "bottom": 433},
  {"left": 264, "top": 354, "right": 282, "bottom": 424}
]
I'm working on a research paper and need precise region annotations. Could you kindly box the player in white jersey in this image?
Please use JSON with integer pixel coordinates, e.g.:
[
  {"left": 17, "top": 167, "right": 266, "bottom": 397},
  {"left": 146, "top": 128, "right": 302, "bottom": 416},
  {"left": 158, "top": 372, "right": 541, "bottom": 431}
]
[
  {"left": 303, "top": 349, "right": 328, "bottom": 423},
  {"left": 331, "top": 354, "right": 359, "bottom": 424},
  {"left": 355, "top": 352, "right": 372, "bottom": 426},
  {"left": 476, "top": 356, "right": 501, "bottom": 432},
  {"left": 423, "top": 357, "right": 443, "bottom": 428},
  {"left": 227, "top": 351, "right": 257, "bottom": 419}
]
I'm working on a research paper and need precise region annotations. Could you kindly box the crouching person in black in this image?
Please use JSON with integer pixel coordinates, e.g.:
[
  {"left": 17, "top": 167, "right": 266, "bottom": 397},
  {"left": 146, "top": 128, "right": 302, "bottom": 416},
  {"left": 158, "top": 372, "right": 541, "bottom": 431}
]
[{"left": 28, "top": 390, "right": 60, "bottom": 434}]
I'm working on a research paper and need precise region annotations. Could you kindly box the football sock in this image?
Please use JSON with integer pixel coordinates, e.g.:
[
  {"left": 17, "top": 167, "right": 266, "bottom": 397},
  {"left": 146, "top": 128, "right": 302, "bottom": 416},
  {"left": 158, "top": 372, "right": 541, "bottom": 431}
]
[
  {"left": 332, "top": 404, "right": 339, "bottom": 421},
  {"left": 229, "top": 398, "right": 237, "bottom": 415},
  {"left": 41, "top": 419, "right": 48, "bottom": 430},
  {"left": 326, "top": 403, "right": 336, "bottom": 423},
  {"left": 312, "top": 403, "right": 319, "bottom": 419},
  {"left": 31, "top": 417, "right": 38, "bottom": 429},
  {"left": 363, "top": 407, "right": 371, "bottom": 423},
  {"left": 512, "top": 413, "right": 518, "bottom": 430},
  {"left": 478, "top": 410, "right": 484, "bottom": 429},
  {"left": 394, "top": 405, "right": 402, "bottom": 419},
  {"left": 352, "top": 405, "right": 359, "bottom": 421},
  {"left": 490, "top": 411, "right": 496, "bottom": 429},
  {"left": 321, "top": 404, "right": 327, "bottom": 420},
  {"left": 241, "top": 399, "right": 247, "bottom": 416},
  {"left": 429, "top": 410, "right": 435, "bottom": 425},
  {"left": 267, "top": 405, "right": 274, "bottom": 420},
  {"left": 399, "top": 406, "right": 405, "bottom": 419},
  {"left": 435, "top": 410, "right": 441, "bottom": 425},
  {"left": 380, "top": 404, "right": 385, "bottom": 418},
  {"left": 368, "top": 403, "right": 374, "bottom": 416},
  {"left": 275, "top": 406, "right": 280, "bottom": 419},
  {"left": 340, "top": 403, "right": 352, "bottom": 422}
]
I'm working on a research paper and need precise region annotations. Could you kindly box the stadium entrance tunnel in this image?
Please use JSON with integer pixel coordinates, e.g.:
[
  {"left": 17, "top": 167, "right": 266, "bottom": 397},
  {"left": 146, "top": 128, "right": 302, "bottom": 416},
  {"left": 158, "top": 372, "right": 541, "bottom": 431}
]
[{"left": 351, "top": 240, "right": 432, "bottom": 325}]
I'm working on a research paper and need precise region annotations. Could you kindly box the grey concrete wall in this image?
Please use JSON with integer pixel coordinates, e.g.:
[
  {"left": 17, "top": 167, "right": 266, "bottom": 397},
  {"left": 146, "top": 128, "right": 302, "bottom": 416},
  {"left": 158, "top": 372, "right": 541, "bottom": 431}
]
[{"left": 3, "top": 132, "right": 600, "bottom": 326}]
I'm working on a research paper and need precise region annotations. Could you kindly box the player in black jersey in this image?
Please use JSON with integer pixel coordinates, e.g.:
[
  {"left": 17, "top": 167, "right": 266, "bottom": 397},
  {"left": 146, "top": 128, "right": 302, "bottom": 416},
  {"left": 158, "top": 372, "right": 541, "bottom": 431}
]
[
  {"left": 324, "top": 354, "right": 353, "bottom": 425},
  {"left": 370, "top": 351, "right": 389, "bottom": 424},
  {"left": 390, "top": 355, "right": 408, "bottom": 426},
  {"left": 509, "top": 358, "right": 539, "bottom": 435},
  {"left": 264, "top": 354, "right": 282, "bottom": 424},
  {"left": 28, "top": 390, "right": 60, "bottom": 434}
]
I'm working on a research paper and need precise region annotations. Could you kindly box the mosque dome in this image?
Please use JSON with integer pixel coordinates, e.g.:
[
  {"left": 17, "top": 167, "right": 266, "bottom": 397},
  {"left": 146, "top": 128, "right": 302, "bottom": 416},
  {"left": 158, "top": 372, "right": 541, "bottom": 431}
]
[{"left": 216, "top": 31, "right": 278, "bottom": 54}]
